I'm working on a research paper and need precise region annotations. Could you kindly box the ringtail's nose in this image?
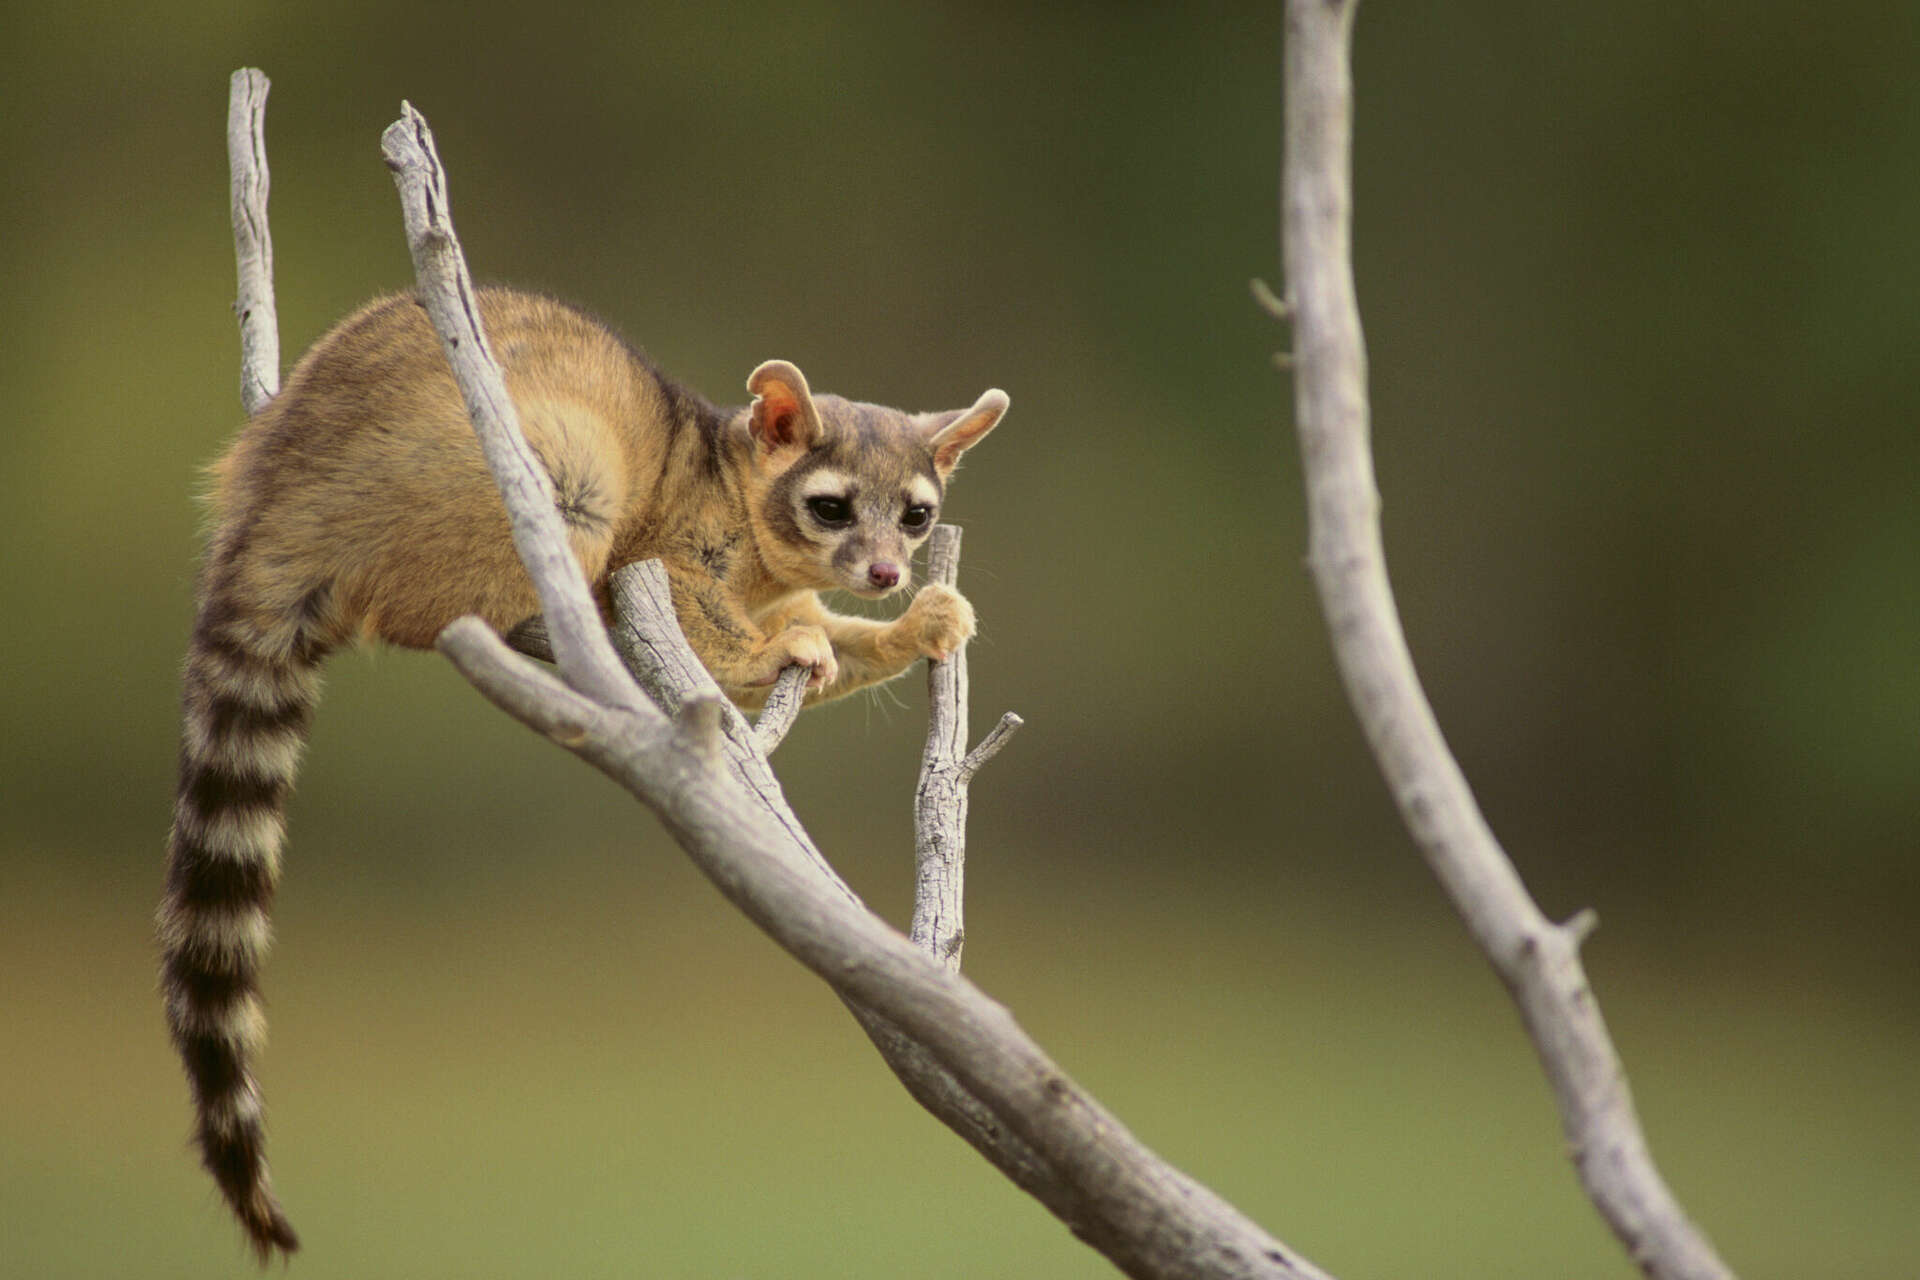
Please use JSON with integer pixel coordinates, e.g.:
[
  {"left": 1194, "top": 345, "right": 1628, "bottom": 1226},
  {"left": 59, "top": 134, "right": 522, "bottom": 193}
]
[{"left": 867, "top": 561, "right": 901, "bottom": 590}]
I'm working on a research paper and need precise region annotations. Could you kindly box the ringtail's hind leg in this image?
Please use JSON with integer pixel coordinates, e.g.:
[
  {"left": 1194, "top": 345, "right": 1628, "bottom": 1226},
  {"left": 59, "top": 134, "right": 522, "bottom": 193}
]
[{"left": 344, "top": 396, "right": 631, "bottom": 648}]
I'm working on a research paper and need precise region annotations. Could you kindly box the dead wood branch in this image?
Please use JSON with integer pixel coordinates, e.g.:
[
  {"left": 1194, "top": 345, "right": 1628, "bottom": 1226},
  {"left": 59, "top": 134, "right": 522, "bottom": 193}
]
[
  {"left": 227, "top": 68, "right": 278, "bottom": 415},
  {"left": 384, "top": 98, "right": 1329, "bottom": 1280},
  {"left": 1277, "top": 6, "right": 1736, "bottom": 1278}
]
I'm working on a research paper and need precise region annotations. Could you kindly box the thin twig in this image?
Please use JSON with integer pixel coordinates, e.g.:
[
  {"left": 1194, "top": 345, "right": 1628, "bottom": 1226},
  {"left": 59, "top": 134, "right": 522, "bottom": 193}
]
[
  {"left": 1249, "top": 276, "right": 1292, "bottom": 321},
  {"left": 960, "top": 712, "right": 1023, "bottom": 783},
  {"left": 228, "top": 68, "right": 278, "bottom": 415},
  {"left": 752, "top": 667, "right": 809, "bottom": 753},
  {"left": 910, "top": 524, "right": 1022, "bottom": 970},
  {"left": 1280, "top": 5, "right": 1734, "bottom": 1278}
]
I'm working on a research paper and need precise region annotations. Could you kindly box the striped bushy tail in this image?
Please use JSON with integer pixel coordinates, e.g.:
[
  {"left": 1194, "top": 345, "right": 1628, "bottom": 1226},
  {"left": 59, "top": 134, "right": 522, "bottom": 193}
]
[{"left": 158, "top": 576, "right": 333, "bottom": 1261}]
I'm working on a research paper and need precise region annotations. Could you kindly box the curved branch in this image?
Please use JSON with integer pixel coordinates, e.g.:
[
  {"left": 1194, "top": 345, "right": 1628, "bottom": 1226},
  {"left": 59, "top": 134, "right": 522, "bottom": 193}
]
[
  {"left": 1279, "top": 5, "right": 1735, "bottom": 1279},
  {"left": 438, "top": 617, "right": 615, "bottom": 747},
  {"left": 567, "top": 705, "right": 1330, "bottom": 1280}
]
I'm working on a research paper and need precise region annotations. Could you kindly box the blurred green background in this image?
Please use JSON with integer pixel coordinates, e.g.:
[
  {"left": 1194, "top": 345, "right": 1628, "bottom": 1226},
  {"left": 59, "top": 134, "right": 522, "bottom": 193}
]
[{"left": 4, "top": 3, "right": 1916, "bottom": 1277}]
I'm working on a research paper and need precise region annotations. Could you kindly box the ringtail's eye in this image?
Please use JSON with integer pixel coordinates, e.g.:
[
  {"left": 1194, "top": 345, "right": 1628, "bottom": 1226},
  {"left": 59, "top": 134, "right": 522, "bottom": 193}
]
[
  {"left": 901, "top": 504, "right": 934, "bottom": 531},
  {"left": 806, "top": 495, "right": 854, "bottom": 527}
]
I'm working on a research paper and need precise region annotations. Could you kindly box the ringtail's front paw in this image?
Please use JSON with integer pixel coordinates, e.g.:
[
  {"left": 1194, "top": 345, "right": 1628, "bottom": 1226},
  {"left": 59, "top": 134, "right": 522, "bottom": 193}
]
[
  {"left": 897, "top": 584, "right": 976, "bottom": 662},
  {"left": 754, "top": 623, "right": 838, "bottom": 689}
]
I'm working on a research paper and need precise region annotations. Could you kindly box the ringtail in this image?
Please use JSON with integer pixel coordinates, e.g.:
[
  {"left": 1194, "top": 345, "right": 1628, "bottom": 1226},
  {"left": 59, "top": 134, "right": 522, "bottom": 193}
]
[{"left": 160, "top": 286, "right": 1007, "bottom": 1258}]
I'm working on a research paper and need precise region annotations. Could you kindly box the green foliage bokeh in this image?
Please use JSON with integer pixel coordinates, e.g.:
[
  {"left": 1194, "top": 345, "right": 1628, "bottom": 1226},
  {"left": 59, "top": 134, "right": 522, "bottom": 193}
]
[{"left": 2, "top": 4, "right": 1915, "bottom": 1277}]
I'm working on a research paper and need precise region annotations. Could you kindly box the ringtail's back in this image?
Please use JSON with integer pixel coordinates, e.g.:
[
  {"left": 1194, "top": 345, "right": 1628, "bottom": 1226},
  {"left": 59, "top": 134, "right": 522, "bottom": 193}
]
[{"left": 161, "top": 286, "right": 1007, "bottom": 1258}]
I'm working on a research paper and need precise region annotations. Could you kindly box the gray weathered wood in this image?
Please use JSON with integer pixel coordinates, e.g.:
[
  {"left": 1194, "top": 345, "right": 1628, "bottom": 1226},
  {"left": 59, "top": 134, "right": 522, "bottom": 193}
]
[
  {"left": 597, "top": 557, "right": 1106, "bottom": 1257},
  {"left": 750, "top": 664, "right": 808, "bottom": 753},
  {"left": 381, "top": 104, "right": 638, "bottom": 712},
  {"left": 390, "top": 99, "right": 1329, "bottom": 1280},
  {"left": 440, "top": 617, "right": 1330, "bottom": 1280},
  {"left": 910, "top": 525, "right": 1021, "bottom": 970},
  {"left": 503, "top": 596, "right": 808, "bottom": 753},
  {"left": 1278, "top": 5, "right": 1736, "bottom": 1278},
  {"left": 228, "top": 68, "right": 278, "bottom": 415},
  {"left": 605, "top": 560, "right": 858, "bottom": 893}
]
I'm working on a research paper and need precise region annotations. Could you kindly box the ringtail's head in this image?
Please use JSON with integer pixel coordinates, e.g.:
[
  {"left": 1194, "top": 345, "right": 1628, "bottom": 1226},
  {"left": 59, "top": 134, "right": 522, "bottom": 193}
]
[{"left": 739, "top": 360, "right": 1007, "bottom": 597}]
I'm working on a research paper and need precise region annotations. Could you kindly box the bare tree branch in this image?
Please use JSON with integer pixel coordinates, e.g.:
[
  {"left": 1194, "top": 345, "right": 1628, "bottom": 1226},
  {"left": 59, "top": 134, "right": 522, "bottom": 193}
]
[
  {"left": 453, "top": 619, "right": 1329, "bottom": 1280},
  {"left": 750, "top": 666, "right": 809, "bottom": 753},
  {"left": 1278, "top": 6, "right": 1736, "bottom": 1279},
  {"left": 961, "top": 713, "right": 1022, "bottom": 780},
  {"left": 387, "top": 98, "right": 1329, "bottom": 1280},
  {"left": 381, "top": 104, "right": 638, "bottom": 711},
  {"left": 228, "top": 68, "right": 278, "bottom": 415},
  {"left": 603, "top": 559, "right": 856, "bottom": 893},
  {"left": 596, "top": 557, "right": 1098, "bottom": 1249},
  {"left": 440, "top": 616, "right": 615, "bottom": 746},
  {"left": 910, "top": 524, "right": 1022, "bottom": 970},
  {"left": 595, "top": 557, "right": 1108, "bottom": 1260},
  {"left": 496, "top": 562, "right": 809, "bottom": 752}
]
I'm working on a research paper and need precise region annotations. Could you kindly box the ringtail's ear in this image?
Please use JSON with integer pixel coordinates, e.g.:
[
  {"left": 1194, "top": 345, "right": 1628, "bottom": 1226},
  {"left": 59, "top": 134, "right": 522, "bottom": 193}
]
[
  {"left": 919, "top": 388, "right": 1009, "bottom": 477},
  {"left": 746, "top": 360, "right": 824, "bottom": 453}
]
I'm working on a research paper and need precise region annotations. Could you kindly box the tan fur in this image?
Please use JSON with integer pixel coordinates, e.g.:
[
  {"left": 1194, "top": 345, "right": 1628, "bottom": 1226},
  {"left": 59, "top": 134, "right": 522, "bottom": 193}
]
[{"left": 162, "top": 286, "right": 1006, "bottom": 1258}]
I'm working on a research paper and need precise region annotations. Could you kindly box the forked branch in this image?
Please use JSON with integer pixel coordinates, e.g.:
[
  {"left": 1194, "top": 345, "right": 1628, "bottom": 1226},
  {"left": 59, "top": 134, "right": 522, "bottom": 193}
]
[
  {"left": 1277, "top": 5, "right": 1736, "bottom": 1278},
  {"left": 383, "top": 97, "right": 1327, "bottom": 1280},
  {"left": 911, "top": 524, "right": 1022, "bottom": 969}
]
